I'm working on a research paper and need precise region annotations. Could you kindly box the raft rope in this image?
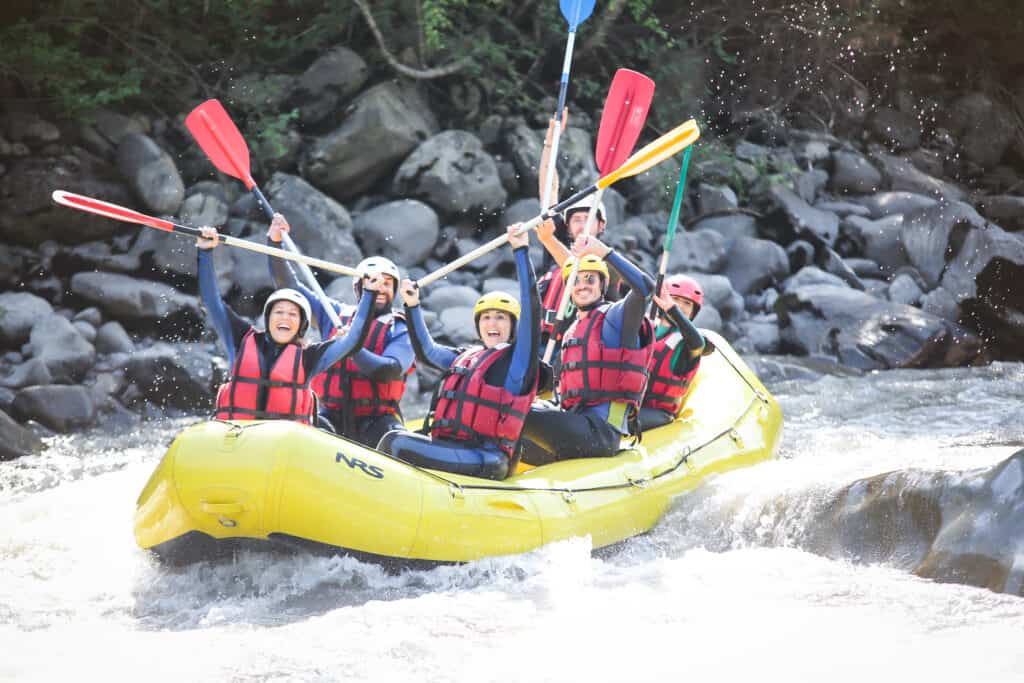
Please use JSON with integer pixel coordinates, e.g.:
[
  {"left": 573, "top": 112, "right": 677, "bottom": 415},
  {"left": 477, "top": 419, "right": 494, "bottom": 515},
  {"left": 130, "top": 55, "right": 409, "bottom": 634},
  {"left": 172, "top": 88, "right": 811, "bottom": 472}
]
[{"left": 211, "top": 344, "right": 772, "bottom": 498}]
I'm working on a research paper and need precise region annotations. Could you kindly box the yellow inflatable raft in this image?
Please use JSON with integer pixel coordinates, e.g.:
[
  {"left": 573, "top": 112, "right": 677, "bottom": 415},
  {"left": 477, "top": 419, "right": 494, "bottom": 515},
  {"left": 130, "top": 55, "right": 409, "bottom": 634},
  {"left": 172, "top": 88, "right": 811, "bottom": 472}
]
[{"left": 134, "top": 331, "right": 782, "bottom": 565}]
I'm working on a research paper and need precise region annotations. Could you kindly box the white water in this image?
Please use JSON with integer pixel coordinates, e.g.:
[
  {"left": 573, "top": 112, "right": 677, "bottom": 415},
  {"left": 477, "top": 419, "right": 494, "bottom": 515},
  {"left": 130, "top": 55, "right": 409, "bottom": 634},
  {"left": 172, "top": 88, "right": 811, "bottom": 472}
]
[{"left": 2, "top": 362, "right": 1024, "bottom": 682}]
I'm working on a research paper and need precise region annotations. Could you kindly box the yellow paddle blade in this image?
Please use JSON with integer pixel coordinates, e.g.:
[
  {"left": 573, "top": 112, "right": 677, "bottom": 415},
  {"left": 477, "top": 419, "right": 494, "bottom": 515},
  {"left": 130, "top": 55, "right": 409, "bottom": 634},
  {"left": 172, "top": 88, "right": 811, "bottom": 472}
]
[{"left": 597, "top": 119, "right": 700, "bottom": 189}]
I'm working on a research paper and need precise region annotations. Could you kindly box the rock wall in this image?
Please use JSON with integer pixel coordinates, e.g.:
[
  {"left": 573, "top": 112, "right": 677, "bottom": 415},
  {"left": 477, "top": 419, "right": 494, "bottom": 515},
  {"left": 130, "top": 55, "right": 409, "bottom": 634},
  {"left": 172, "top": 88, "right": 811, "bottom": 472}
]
[{"left": 0, "top": 49, "right": 1022, "bottom": 445}]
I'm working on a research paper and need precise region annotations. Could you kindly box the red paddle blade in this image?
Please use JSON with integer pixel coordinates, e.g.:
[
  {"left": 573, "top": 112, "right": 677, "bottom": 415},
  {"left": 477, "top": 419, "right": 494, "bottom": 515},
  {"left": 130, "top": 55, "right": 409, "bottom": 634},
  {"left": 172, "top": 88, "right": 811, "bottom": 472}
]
[
  {"left": 595, "top": 69, "right": 656, "bottom": 175},
  {"left": 185, "top": 99, "right": 256, "bottom": 189},
  {"left": 51, "top": 190, "right": 174, "bottom": 231}
]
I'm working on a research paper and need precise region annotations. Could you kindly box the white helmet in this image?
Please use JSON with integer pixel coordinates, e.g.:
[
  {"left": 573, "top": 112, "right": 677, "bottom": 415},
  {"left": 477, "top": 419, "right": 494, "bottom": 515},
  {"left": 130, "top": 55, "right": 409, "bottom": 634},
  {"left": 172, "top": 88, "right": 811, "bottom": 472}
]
[
  {"left": 563, "top": 194, "right": 606, "bottom": 223},
  {"left": 352, "top": 255, "right": 399, "bottom": 288},
  {"left": 352, "top": 256, "right": 401, "bottom": 297},
  {"left": 263, "top": 288, "right": 312, "bottom": 339}
]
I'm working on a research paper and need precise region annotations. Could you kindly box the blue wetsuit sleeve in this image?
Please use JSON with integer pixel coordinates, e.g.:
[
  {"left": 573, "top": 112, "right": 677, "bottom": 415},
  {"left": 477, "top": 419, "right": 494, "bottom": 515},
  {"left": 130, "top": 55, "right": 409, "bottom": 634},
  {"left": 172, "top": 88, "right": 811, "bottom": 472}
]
[
  {"left": 350, "top": 319, "right": 415, "bottom": 381},
  {"left": 405, "top": 304, "right": 459, "bottom": 370},
  {"left": 198, "top": 249, "right": 247, "bottom": 366},
  {"left": 505, "top": 246, "right": 539, "bottom": 395},
  {"left": 309, "top": 289, "right": 375, "bottom": 375},
  {"left": 268, "top": 241, "right": 340, "bottom": 336},
  {"left": 602, "top": 250, "right": 654, "bottom": 349}
]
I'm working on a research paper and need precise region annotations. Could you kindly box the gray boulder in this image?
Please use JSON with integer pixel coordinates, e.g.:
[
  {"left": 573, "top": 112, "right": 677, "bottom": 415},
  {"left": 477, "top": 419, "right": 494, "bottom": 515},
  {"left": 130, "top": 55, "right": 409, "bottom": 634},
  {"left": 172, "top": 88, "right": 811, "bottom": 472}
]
[
  {"left": 439, "top": 306, "right": 477, "bottom": 346},
  {"left": 0, "top": 358, "right": 53, "bottom": 390},
  {"left": 424, "top": 285, "right": 482, "bottom": 311},
  {"left": 11, "top": 385, "right": 97, "bottom": 432},
  {"left": 124, "top": 342, "right": 221, "bottom": 409},
  {"left": 72, "top": 320, "right": 97, "bottom": 343},
  {"left": 977, "top": 195, "right": 1024, "bottom": 232},
  {"left": 841, "top": 214, "right": 908, "bottom": 273},
  {"left": 782, "top": 266, "right": 849, "bottom": 294},
  {"left": 696, "top": 184, "right": 738, "bottom": 214},
  {"left": 393, "top": 130, "right": 507, "bottom": 216},
  {"left": 692, "top": 304, "right": 723, "bottom": 333},
  {"left": 769, "top": 185, "right": 840, "bottom": 245},
  {"left": 178, "top": 184, "right": 230, "bottom": 228},
  {"left": 868, "top": 149, "right": 965, "bottom": 202},
  {"left": 722, "top": 237, "right": 790, "bottom": 295},
  {"left": 353, "top": 199, "right": 439, "bottom": 268},
  {"left": 296, "top": 46, "right": 369, "bottom": 126},
  {"left": 868, "top": 107, "right": 921, "bottom": 151},
  {"left": 734, "top": 314, "right": 782, "bottom": 354},
  {"left": 815, "top": 200, "right": 872, "bottom": 218},
  {"left": 502, "top": 198, "right": 542, "bottom": 226},
  {"left": 857, "top": 191, "right": 938, "bottom": 219},
  {"left": 27, "top": 314, "right": 96, "bottom": 383},
  {"left": 830, "top": 150, "right": 882, "bottom": 194},
  {"left": 73, "top": 307, "right": 103, "bottom": 327},
  {"left": 666, "top": 229, "right": 729, "bottom": 274},
  {"left": 946, "top": 92, "right": 1017, "bottom": 169},
  {"left": 505, "top": 122, "right": 544, "bottom": 199},
  {"left": 0, "top": 408, "right": 44, "bottom": 461},
  {"left": 301, "top": 81, "right": 439, "bottom": 200},
  {"left": 95, "top": 321, "right": 135, "bottom": 354},
  {"left": 776, "top": 284, "right": 983, "bottom": 370},
  {"left": 264, "top": 172, "right": 362, "bottom": 270},
  {"left": 70, "top": 271, "right": 202, "bottom": 333},
  {"left": 689, "top": 214, "right": 758, "bottom": 251},
  {"left": 77, "top": 109, "right": 147, "bottom": 159},
  {"left": 0, "top": 292, "right": 54, "bottom": 348},
  {"left": 116, "top": 133, "right": 184, "bottom": 215},
  {"left": 919, "top": 286, "right": 960, "bottom": 324},
  {"left": 0, "top": 155, "right": 135, "bottom": 246},
  {"left": 888, "top": 273, "right": 924, "bottom": 306},
  {"left": 228, "top": 247, "right": 277, "bottom": 301},
  {"left": 901, "top": 201, "right": 988, "bottom": 289},
  {"left": 548, "top": 127, "right": 599, "bottom": 197},
  {"left": 939, "top": 221, "right": 1024, "bottom": 354}
]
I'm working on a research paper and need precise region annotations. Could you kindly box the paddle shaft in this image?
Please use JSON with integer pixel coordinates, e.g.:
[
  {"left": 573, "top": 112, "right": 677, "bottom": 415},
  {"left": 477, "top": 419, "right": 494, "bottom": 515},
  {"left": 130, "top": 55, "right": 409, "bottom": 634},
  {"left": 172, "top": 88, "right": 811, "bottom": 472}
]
[
  {"left": 650, "top": 146, "right": 693, "bottom": 317},
  {"left": 416, "top": 182, "right": 598, "bottom": 288},
  {"left": 540, "top": 31, "right": 577, "bottom": 210},
  {"left": 417, "top": 118, "right": 701, "bottom": 287},
  {"left": 250, "top": 185, "right": 343, "bottom": 328}
]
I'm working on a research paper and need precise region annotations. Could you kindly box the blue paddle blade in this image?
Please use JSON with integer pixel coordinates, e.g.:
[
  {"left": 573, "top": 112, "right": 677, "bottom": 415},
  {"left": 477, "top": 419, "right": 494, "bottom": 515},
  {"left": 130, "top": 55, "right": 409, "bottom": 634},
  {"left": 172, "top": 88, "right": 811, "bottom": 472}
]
[{"left": 560, "top": 0, "right": 596, "bottom": 30}]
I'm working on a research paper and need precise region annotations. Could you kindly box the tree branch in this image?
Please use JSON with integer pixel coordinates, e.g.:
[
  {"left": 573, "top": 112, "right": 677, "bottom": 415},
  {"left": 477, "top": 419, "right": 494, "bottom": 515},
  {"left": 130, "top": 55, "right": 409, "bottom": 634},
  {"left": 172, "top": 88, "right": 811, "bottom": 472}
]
[{"left": 351, "top": 0, "right": 471, "bottom": 79}]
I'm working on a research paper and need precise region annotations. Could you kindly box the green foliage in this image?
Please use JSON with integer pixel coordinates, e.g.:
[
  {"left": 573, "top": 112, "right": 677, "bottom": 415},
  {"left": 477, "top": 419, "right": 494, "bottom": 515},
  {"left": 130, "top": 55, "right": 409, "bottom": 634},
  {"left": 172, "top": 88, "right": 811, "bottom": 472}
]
[
  {"left": 252, "top": 109, "right": 300, "bottom": 160},
  {"left": 1, "top": 0, "right": 1020, "bottom": 140}
]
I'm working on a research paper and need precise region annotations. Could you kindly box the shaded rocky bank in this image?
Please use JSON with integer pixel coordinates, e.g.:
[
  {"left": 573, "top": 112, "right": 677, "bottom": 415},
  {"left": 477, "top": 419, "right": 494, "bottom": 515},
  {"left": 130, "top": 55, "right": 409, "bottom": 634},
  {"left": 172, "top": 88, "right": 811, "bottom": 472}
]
[{"left": 1, "top": 43, "right": 1023, "bottom": 453}]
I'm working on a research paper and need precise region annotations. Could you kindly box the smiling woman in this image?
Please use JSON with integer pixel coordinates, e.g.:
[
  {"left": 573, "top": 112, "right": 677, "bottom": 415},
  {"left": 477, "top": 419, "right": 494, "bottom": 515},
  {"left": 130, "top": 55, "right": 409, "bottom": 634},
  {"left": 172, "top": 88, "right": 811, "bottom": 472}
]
[{"left": 194, "top": 226, "right": 379, "bottom": 427}]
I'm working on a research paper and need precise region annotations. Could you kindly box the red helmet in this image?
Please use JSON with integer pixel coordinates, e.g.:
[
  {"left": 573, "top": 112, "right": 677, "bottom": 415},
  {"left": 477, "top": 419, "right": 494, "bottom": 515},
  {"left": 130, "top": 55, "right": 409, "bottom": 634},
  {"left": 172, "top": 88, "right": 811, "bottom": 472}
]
[{"left": 664, "top": 274, "right": 704, "bottom": 308}]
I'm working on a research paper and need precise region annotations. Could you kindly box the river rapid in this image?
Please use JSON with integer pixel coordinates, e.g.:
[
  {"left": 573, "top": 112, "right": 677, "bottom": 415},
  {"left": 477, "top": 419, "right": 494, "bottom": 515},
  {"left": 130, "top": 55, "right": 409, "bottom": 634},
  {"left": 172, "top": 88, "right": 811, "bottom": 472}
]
[{"left": 2, "top": 361, "right": 1023, "bottom": 682}]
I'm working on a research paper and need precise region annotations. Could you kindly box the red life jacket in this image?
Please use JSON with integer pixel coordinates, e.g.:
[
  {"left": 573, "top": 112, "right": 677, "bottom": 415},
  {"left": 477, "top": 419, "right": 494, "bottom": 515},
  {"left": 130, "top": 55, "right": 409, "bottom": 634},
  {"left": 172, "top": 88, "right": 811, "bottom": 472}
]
[
  {"left": 215, "top": 328, "right": 315, "bottom": 424},
  {"left": 310, "top": 310, "right": 411, "bottom": 417},
  {"left": 538, "top": 263, "right": 566, "bottom": 340},
  {"left": 428, "top": 344, "right": 538, "bottom": 459},
  {"left": 642, "top": 327, "right": 701, "bottom": 415},
  {"left": 558, "top": 303, "right": 654, "bottom": 412}
]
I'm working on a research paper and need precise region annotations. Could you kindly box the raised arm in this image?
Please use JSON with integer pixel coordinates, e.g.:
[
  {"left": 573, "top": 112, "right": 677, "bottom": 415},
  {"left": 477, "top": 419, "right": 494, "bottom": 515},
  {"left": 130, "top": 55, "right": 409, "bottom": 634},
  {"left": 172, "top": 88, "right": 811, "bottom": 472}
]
[
  {"left": 266, "top": 213, "right": 339, "bottom": 336},
  {"left": 310, "top": 278, "right": 377, "bottom": 375},
  {"left": 400, "top": 280, "right": 459, "bottom": 370},
  {"left": 197, "top": 228, "right": 248, "bottom": 366},
  {"left": 571, "top": 234, "right": 654, "bottom": 348},
  {"left": 506, "top": 225, "right": 540, "bottom": 395},
  {"left": 349, "top": 320, "right": 415, "bottom": 381}
]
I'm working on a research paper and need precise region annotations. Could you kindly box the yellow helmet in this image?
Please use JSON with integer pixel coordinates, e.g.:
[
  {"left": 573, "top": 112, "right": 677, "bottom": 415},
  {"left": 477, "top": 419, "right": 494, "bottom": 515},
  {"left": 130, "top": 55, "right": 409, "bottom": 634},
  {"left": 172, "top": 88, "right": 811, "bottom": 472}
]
[
  {"left": 473, "top": 291, "right": 521, "bottom": 325},
  {"left": 561, "top": 255, "right": 609, "bottom": 284}
]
